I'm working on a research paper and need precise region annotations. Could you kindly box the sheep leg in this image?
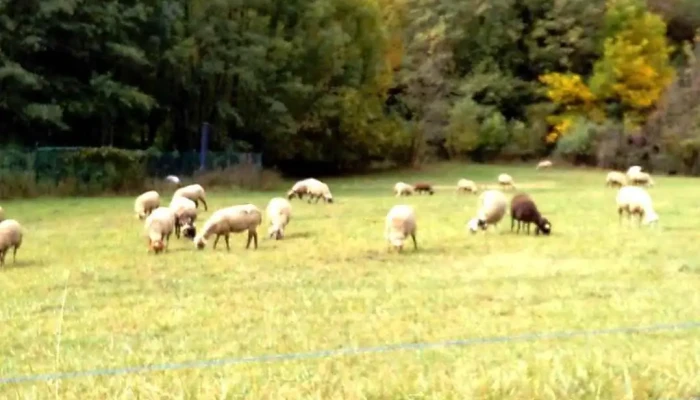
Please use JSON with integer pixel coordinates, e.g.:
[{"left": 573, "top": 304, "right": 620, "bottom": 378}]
[
  {"left": 0, "top": 250, "right": 5, "bottom": 266},
  {"left": 411, "top": 233, "right": 417, "bottom": 250},
  {"left": 12, "top": 245, "right": 18, "bottom": 263},
  {"left": 213, "top": 235, "right": 220, "bottom": 249},
  {"left": 193, "top": 200, "right": 199, "bottom": 208},
  {"left": 315, "top": 195, "right": 321, "bottom": 204},
  {"left": 517, "top": 220, "right": 521, "bottom": 233},
  {"left": 175, "top": 221, "right": 181, "bottom": 239},
  {"left": 511, "top": 217, "right": 515, "bottom": 232},
  {"left": 526, "top": 223, "right": 531, "bottom": 235},
  {"left": 224, "top": 234, "right": 230, "bottom": 250},
  {"left": 248, "top": 230, "right": 258, "bottom": 249},
  {"left": 200, "top": 198, "right": 208, "bottom": 211}
]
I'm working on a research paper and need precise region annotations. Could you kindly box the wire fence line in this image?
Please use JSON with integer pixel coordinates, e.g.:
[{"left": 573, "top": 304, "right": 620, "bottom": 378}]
[{"left": 1, "top": 320, "right": 699, "bottom": 385}]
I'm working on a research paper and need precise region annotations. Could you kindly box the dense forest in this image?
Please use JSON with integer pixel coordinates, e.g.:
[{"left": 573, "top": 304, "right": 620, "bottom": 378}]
[{"left": 2, "top": 0, "right": 700, "bottom": 174}]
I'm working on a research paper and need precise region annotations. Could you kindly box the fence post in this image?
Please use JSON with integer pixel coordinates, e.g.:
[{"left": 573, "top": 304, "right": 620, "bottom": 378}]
[{"left": 200, "top": 123, "right": 210, "bottom": 172}]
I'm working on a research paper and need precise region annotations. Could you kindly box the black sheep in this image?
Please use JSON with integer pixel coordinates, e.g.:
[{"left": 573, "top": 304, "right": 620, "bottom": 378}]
[
  {"left": 413, "top": 182, "right": 435, "bottom": 195},
  {"left": 510, "top": 193, "right": 552, "bottom": 235}
]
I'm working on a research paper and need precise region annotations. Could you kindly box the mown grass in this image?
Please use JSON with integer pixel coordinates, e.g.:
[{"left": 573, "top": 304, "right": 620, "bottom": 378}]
[{"left": 1, "top": 162, "right": 699, "bottom": 399}]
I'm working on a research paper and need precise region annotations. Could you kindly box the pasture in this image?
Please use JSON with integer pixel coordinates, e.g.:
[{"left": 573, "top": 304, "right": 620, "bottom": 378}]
[{"left": 1, "top": 162, "right": 699, "bottom": 399}]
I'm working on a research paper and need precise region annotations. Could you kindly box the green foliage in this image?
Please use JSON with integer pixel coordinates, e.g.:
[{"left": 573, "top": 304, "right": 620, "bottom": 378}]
[{"left": 553, "top": 117, "right": 599, "bottom": 160}]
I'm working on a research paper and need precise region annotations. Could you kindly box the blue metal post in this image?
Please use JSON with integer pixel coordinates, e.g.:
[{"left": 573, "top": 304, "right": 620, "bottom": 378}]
[{"left": 200, "top": 123, "right": 210, "bottom": 171}]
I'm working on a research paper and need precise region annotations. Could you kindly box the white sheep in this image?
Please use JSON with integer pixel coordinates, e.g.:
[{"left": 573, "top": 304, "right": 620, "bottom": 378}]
[
  {"left": 385, "top": 205, "right": 417, "bottom": 252},
  {"left": 169, "top": 196, "right": 198, "bottom": 239},
  {"left": 467, "top": 189, "right": 508, "bottom": 233},
  {"left": 626, "top": 166, "right": 642, "bottom": 176},
  {"left": 605, "top": 171, "right": 627, "bottom": 188},
  {"left": 0, "top": 219, "right": 22, "bottom": 267},
  {"left": 498, "top": 173, "right": 516, "bottom": 190},
  {"left": 144, "top": 207, "right": 176, "bottom": 253},
  {"left": 536, "top": 160, "right": 553, "bottom": 170},
  {"left": 456, "top": 179, "right": 478, "bottom": 194},
  {"left": 194, "top": 204, "right": 262, "bottom": 250},
  {"left": 394, "top": 182, "right": 414, "bottom": 197},
  {"left": 616, "top": 186, "right": 658, "bottom": 226},
  {"left": 173, "top": 184, "right": 208, "bottom": 210},
  {"left": 287, "top": 178, "right": 315, "bottom": 200},
  {"left": 628, "top": 170, "right": 654, "bottom": 187},
  {"left": 266, "top": 197, "right": 292, "bottom": 240},
  {"left": 134, "top": 190, "right": 161, "bottom": 220},
  {"left": 165, "top": 175, "right": 181, "bottom": 186},
  {"left": 305, "top": 180, "right": 334, "bottom": 203}
]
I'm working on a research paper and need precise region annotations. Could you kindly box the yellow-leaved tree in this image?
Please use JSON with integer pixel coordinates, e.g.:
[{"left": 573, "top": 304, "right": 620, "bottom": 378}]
[{"left": 539, "top": 0, "right": 674, "bottom": 143}]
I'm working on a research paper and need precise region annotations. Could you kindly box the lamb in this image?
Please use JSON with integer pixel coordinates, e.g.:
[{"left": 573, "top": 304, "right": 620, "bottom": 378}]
[
  {"left": 467, "top": 189, "right": 508, "bottom": 233},
  {"left": 172, "top": 184, "right": 208, "bottom": 210},
  {"left": 169, "top": 196, "right": 198, "bottom": 239},
  {"left": 413, "top": 182, "right": 434, "bottom": 195},
  {"left": 305, "top": 179, "right": 334, "bottom": 204},
  {"left": 0, "top": 219, "right": 23, "bottom": 267},
  {"left": 510, "top": 193, "right": 552, "bottom": 235},
  {"left": 628, "top": 170, "right": 654, "bottom": 187},
  {"left": 616, "top": 186, "right": 659, "bottom": 226},
  {"left": 134, "top": 190, "right": 161, "bottom": 220},
  {"left": 394, "top": 182, "right": 414, "bottom": 197},
  {"left": 605, "top": 171, "right": 627, "bottom": 188},
  {"left": 194, "top": 204, "right": 262, "bottom": 250},
  {"left": 266, "top": 197, "right": 292, "bottom": 240},
  {"left": 143, "top": 206, "right": 176, "bottom": 254},
  {"left": 384, "top": 205, "right": 417, "bottom": 252},
  {"left": 498, "top": 173, "right": 516, "bottom": 190},
  {"left": 456, "top": 179, "right": 478, "bottom": 194},
  {"left": 536, "top": 160, "right": 553, "bottom": 170}
]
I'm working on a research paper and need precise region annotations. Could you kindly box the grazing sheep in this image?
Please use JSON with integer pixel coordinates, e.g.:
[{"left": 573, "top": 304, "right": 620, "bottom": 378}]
[
  {"left": 165, "top": 175, "right": 181, "bottom": 186},
  {"left": 0, "top": 219, "right": 22, "bottom": 267},
  {"left": 266, "top": 197, "right": 292, "bottom": 240},
  {"left": 536, "top": 160, "right": 553, "bottom": 170},
  {"left": 169, "top": 196, "right": 198, "bottom": 239},
  {"left": 134, "top": 190, "right": 161, "bottom": 220},
  {"left": 173, "top": 184, "right": 208, "bottom": 210},
  {"left": 498, "top": 173, "right": 516, "bottom": 190},
  {"left": 194, "top": 204, "right": 262, "bottom": 250},
  {"left": 628, "top": 170, "right": 655, "bottom": 187},
  {"left": 305, "top": 179, "right": 334, "bottom": 204},
  {"left": 286, "top": 179, "right": 314, "bottom": 200},
  {"left": 413, "top": 182, "right": 434, "bottom": 195},
  {"left": 143, "top": 207, "right": 176, "bottom": 254},
  {"left": 467, "top": 189, "right": 508, "bottom": 233},
  {"left": 605, "top": 171, "right": 627, "bottom": 188},
  {"left": 456, "top": 179, "right": 478, "bottom": 194},
  {"left": 385, "top": 205, "right": 417, "bottom": 252},
  {"left": 616, "top": 186, "right": 659, "bottom": 226},
  {"left": 394, "top": 182, "right": 414, "bottom": 197},
  {"left": 0, "top": 206, "right": 4, "bottom": 223},
  {"left": 510, "top": 193, "right": 552, "bottom": 235}
]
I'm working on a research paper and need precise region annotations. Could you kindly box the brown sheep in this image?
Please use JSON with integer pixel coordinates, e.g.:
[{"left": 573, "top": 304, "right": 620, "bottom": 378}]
[
  {"left": 510, "top": 193, "right": 551, "bottom": 236},
  {"left": 413, "top": 182, "right": 434, "bottom": 195}
]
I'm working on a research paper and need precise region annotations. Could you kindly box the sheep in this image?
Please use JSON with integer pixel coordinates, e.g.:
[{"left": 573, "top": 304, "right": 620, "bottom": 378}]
[
  {"left": 0, "top": 219, "right": 22, "bottom": 267},
  {"left": 394, "top": 182, "right": 414, "bottom": 197},
  {"left": 384, "top": 205, "right": 417, "bottom": 252},
  {"left": 305, "top": 179, "right": 334, "bottom": 204},
  {"left": 134, "top": 190, "right": 161, "bottom": 220},
  {"left": 510, "top": 193, "right": 552, "bottom": 235},
  {"left": 536, "top": 160, "right": 553, "bottom": 170},
  {"left": 169, "top": 196, "right": 198, "bottom": 239},
  {"left": 173, "top": 184, "right": 208, "bottom": 210},
  {"left": 165, "top": 175, "right": 181, "bottom": 186},
  {"left": 616, "top": 186, "right": 658, "bottom": 226},
  {"left": 266, "top": 197, "right": 292, "bottom": 240},
  {"left": 456, "top": 179, "right": 478, "bottom": 194},
  {"left": 498, "top": 173, "right": 516, "bottom": 190},
  {"left": 628, "top": 170, "right": 655, "bottom": 187},
  {"left": 413, "top": 182, "right": 434, "bottom": 195},
  {"left": 605, "top": 171, "right": 627, "bottom": 188},
  {"left": 286, "top": 179, "right": 314, "bottom": 200},
  {"left": 626, "top": 166, "right": 642, "bottom": 176},
  {"left": 194, "top": 204, "right": 262, "bottom": 250},
  {"left": 0, "top": 206, "right": 4, "bottom": 223},
  {"left": 467, "top": 189, "right": 508, "bottom": 233},
  {"left": 143, "top": 206, "right": 176, "bottom": 254}
]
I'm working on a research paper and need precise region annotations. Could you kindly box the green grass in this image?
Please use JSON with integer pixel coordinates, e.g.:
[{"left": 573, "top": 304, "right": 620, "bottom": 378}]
[{"left": 1, "top": 162, "right": 699, "bottom": 399}]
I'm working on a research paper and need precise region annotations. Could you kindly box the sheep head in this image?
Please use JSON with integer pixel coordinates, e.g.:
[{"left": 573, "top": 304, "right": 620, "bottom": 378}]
[{"left": 537, "top": 218, "right": 552, "bottom": 235}]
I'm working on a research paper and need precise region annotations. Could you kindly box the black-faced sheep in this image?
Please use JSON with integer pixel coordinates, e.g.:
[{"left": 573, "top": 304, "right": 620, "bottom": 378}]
[{"left": 509, "top": 193, "right": 552, "bottom": 235}]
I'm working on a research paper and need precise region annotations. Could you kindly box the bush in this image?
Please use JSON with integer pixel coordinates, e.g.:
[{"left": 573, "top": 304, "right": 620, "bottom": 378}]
[{"left": 554, "top": 117, "right": 599, "bottom": 164}]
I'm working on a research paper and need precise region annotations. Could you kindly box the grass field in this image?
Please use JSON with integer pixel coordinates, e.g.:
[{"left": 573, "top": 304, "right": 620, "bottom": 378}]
[{"left": 1, "top": 162, "right": 699, "bottom": 399}]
